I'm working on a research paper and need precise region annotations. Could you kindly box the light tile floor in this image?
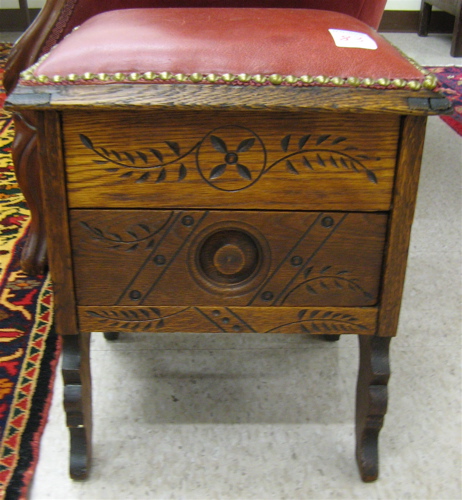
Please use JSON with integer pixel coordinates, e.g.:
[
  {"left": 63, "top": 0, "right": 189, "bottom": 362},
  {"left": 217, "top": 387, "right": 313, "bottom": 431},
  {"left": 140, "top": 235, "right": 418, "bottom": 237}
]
[{"left": 3, "top": 31, "right": 461, "bottom": 500}]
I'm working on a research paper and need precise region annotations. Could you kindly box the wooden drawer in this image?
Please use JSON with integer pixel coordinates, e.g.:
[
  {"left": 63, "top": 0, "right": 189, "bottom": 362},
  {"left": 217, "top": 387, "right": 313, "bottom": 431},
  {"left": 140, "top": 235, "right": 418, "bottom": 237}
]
[
  {"left": 63, "top": 110, "right": 399, "bottom": 211},
  {"left": 70, "top": 209, "right": 387, "bottom": 307}
]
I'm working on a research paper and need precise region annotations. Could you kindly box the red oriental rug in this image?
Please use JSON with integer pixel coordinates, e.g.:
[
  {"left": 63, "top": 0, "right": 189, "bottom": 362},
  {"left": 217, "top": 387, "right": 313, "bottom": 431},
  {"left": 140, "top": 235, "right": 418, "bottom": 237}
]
[
  {"left": 0, "top": 43, "right": 59, "bottom": 500},
  {"left": 426, "top": 66, "right": 462, "bottom": 136}
]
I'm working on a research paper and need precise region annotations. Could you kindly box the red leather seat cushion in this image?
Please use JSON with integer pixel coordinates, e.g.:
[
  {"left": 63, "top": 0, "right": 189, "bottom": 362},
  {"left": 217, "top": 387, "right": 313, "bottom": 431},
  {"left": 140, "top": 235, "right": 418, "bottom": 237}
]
[{"left": 26, "top": 8, "right": 429, "bottom": 89}]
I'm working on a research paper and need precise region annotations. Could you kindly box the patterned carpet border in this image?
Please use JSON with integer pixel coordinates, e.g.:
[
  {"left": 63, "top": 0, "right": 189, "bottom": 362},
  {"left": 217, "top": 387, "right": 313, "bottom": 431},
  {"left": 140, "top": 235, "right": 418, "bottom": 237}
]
[
  {"left": 0, "top": 43, "right": 59, "bottom": 500},
  {"left": 426, "top": 66, "right": 462, "bottom": 136}
]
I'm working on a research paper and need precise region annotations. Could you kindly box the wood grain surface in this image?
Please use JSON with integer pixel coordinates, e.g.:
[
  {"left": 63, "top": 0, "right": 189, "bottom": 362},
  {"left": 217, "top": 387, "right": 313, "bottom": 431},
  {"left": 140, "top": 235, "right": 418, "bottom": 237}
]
[
  {"left": 7, "top": 84, "right": 451, "bottom": 116},
  {"left": 377, "top": 115, "right": 428, "bottom": 337},
  {"left": 70, "top": 210, "right": 387, "bottom": 307},
  {"left": 77, "top": 305, "right": 378, "bottom": 336},
  {"left": 63, "top": 110, "right": 399, "bottom": 211},
  {"left": 37, "top": 111, "right": 78, "bottom": 335}
]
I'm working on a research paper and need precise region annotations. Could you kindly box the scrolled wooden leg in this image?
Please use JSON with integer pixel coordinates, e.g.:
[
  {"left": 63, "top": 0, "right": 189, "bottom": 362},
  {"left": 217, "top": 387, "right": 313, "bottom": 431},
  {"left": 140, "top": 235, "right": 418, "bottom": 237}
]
[
  {"left": 355, "top": 335, "right": 391, "bottom": 482},
  {"left": 62, "top": 333, "right": 92, "bottom": 480},
  {"left": 12, "top": 111, "right": 48, "bottom": 275},
  {"left": 103, "top": 332, "right": 120, "bottom": 341}
]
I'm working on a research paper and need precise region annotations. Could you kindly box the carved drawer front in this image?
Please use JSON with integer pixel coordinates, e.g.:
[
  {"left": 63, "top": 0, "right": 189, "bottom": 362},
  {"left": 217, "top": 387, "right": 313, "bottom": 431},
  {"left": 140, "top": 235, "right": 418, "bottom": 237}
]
[
  {"left": 63, "top": 110, "right": 399, "bottom": 211},
  {"left": 70, "top": 210, "right": 387, "bottom": 308}
]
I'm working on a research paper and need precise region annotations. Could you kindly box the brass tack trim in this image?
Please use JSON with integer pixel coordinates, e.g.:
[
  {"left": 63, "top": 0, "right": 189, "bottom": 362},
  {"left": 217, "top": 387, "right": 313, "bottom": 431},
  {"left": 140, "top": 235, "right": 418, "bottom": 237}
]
[
  {"left": 300, "top": 75, "right": 314, "bottom": 84},
  {"left": 269, "top": 74, "right": 283, "bottom": 85},
  {"left": 221, "top": 73, "right": 235, "bottom": 82},
  {"left": 347, "top": 76, "right": 361, "bottom": 87},
  {"left": 237, "top": 73, "right": 251, "bottom": 82},
  {"left": 20, "top": 68, "right": 439, "bottom": 91},
  {"left": 174, "top": 73, "right": 187, "bottom": 82},
  {"left": 330, "top": 76, "right": 344, "bottom": 86}
]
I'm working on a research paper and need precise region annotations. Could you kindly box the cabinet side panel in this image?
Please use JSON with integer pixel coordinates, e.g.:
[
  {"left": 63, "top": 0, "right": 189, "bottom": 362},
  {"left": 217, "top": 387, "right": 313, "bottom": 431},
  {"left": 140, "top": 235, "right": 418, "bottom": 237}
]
[{"left": 37, "top": 110, "right": 78, "bottom": 335}]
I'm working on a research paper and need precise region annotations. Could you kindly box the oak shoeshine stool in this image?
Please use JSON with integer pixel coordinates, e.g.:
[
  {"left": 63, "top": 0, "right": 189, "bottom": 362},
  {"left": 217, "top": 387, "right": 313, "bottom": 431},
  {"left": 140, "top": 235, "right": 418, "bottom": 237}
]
[{"left": 7, "top": 8, "right": 451, "bottom": 482}]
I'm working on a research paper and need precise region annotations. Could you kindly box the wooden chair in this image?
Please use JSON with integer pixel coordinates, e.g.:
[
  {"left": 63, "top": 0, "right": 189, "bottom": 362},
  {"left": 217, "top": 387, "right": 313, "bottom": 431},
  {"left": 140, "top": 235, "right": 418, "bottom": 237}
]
[
  {"left": 6, "top": 0, "right": 450, "bottom": 483},
  {"left": 418, "top": 0, "right": 462, "bottom": 56}
]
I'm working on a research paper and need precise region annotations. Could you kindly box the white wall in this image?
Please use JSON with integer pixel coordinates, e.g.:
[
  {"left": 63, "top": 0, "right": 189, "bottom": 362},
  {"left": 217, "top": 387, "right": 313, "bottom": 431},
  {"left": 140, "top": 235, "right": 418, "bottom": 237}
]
[
  {"left": 0, "top": 0, "right": 423, "bottom": 9},
  {"left": 385, "top": 0, "right": 421, "bottom": 9},
  {"left": 0, "top": 0, "right": 46, "bottom": 7}
]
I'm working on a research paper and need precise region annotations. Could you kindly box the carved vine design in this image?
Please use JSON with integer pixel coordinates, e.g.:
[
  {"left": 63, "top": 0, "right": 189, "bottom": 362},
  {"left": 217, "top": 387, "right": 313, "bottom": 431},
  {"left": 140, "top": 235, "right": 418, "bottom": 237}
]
[
  {"left": 282, "top": 265, "right": 374, "bottom": 305},
  {"left": 86, "top": 307, "right": 190, "bottom": 330},
  {"left": 79, "top": 212, "right": 173, "bottom": 251},
  {"left": 266, "top": 309, "right": 369, "bottom": 334},
  {"left": 79, "top": 127, "right": 380, "bottom": 190},
  {"left": 86, "top": 307, "right": 368, "bottom": 334}
]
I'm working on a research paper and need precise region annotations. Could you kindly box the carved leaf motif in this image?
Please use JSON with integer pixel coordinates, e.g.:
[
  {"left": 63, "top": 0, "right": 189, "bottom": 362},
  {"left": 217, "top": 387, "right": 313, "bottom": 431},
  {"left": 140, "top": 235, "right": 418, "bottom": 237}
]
[
  {"left": 210, "top": 164, "right": 227, "bottom": 180},
  {"left": 304, "top": 266, "right": 313, "bottom": 279},
  {"left": 150, "top": 149, "right": 163, "bottom": 162},
  {"left": 316, "top": 134, "right": 331, "bottom": 145},
  {"left": 298, "top": 310, "right": 307, "bottom": 320},
  {"left": 111, "top": 150, "right": 121, "bottom": 160},
  {"left": 178, "top": 164, "right": 187, "bottom": 181},
  {"left": 286, "top": 160, "right": 299, "bottom": 175},
  {"left": 281, "top": 134, "right": 291, "bottom": 152},
  {"left": 329, "top": 156, "right": 339, "bottom": 168},
  {"left": 331, "top": 136, "right": 347, "bottom": 145},
  {"left": 306, "top": 285, "right": 318, "bottom": 295},
  {"left": 298, "top": 134, "right": 311, "bottom": 149},
  {"left": 80, "top": 134, "right": 94, "bottom": 150},
  {"left": 302, "top": 157, "right": 314, "bottom": 170},
  {"left": 166, "top": 141, "right": 181, "bottom": 156},
  {"left": 210, "top": 135, "right": 228, "bottom": 153},
  {"left": 136, "top": 172, "right": 150, "bottom": 183},
  {"left": 317, "top": 154, "right": 326, "bottom": 167},
  {"left": 236, "top": 138, "right": 255, "bottom": 153},
  {"left": 94, "top": 160, "right": 109, "bottom": 165},
  {"left": 155, "top": 168, "right": 167, "bottom": 183},
  {"left": 121, "top": 171, "right": 133, "bottom": 178},
  {"left": 236, "top": 164, "right": 252, "bottom": 180},
  {"left": 350, "top": 160, "right": 360, "bottom": 172},
  {"left": 137, "top": 151, "right": 148, "bottom": 163},
  {"left": 366, "top": 169, "right": 378, "bottom": 184},
  {"left": 124, "top": 152, "right": 135, "bottom": 164}
]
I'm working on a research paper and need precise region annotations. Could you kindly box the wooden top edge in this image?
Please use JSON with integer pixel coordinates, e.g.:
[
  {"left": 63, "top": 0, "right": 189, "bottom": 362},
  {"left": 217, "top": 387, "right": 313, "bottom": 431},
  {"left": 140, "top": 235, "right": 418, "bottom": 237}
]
[{"left": 5, "top": 83, "right": 452, "bottom": 116}]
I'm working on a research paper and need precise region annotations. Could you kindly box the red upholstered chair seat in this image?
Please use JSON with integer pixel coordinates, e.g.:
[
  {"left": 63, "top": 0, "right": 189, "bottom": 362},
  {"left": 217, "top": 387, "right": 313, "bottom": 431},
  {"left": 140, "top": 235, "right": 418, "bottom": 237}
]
[{"left": 22, "top": 8, "right": 435, "bottom": 91}]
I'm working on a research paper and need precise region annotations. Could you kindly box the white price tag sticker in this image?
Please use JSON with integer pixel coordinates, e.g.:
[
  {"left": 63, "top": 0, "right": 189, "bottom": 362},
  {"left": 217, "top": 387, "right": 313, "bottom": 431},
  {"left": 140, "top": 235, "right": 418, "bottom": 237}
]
[{"left": 328, "top": 29, "right": 378, "bottom": 50}]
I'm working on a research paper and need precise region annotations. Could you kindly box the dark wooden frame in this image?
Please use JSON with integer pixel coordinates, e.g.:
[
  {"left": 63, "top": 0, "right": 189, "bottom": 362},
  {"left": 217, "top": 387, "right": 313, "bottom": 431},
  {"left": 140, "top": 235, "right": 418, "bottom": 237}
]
[{"left": 418, "top": 0, "right": 462, "bottom": 56}]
